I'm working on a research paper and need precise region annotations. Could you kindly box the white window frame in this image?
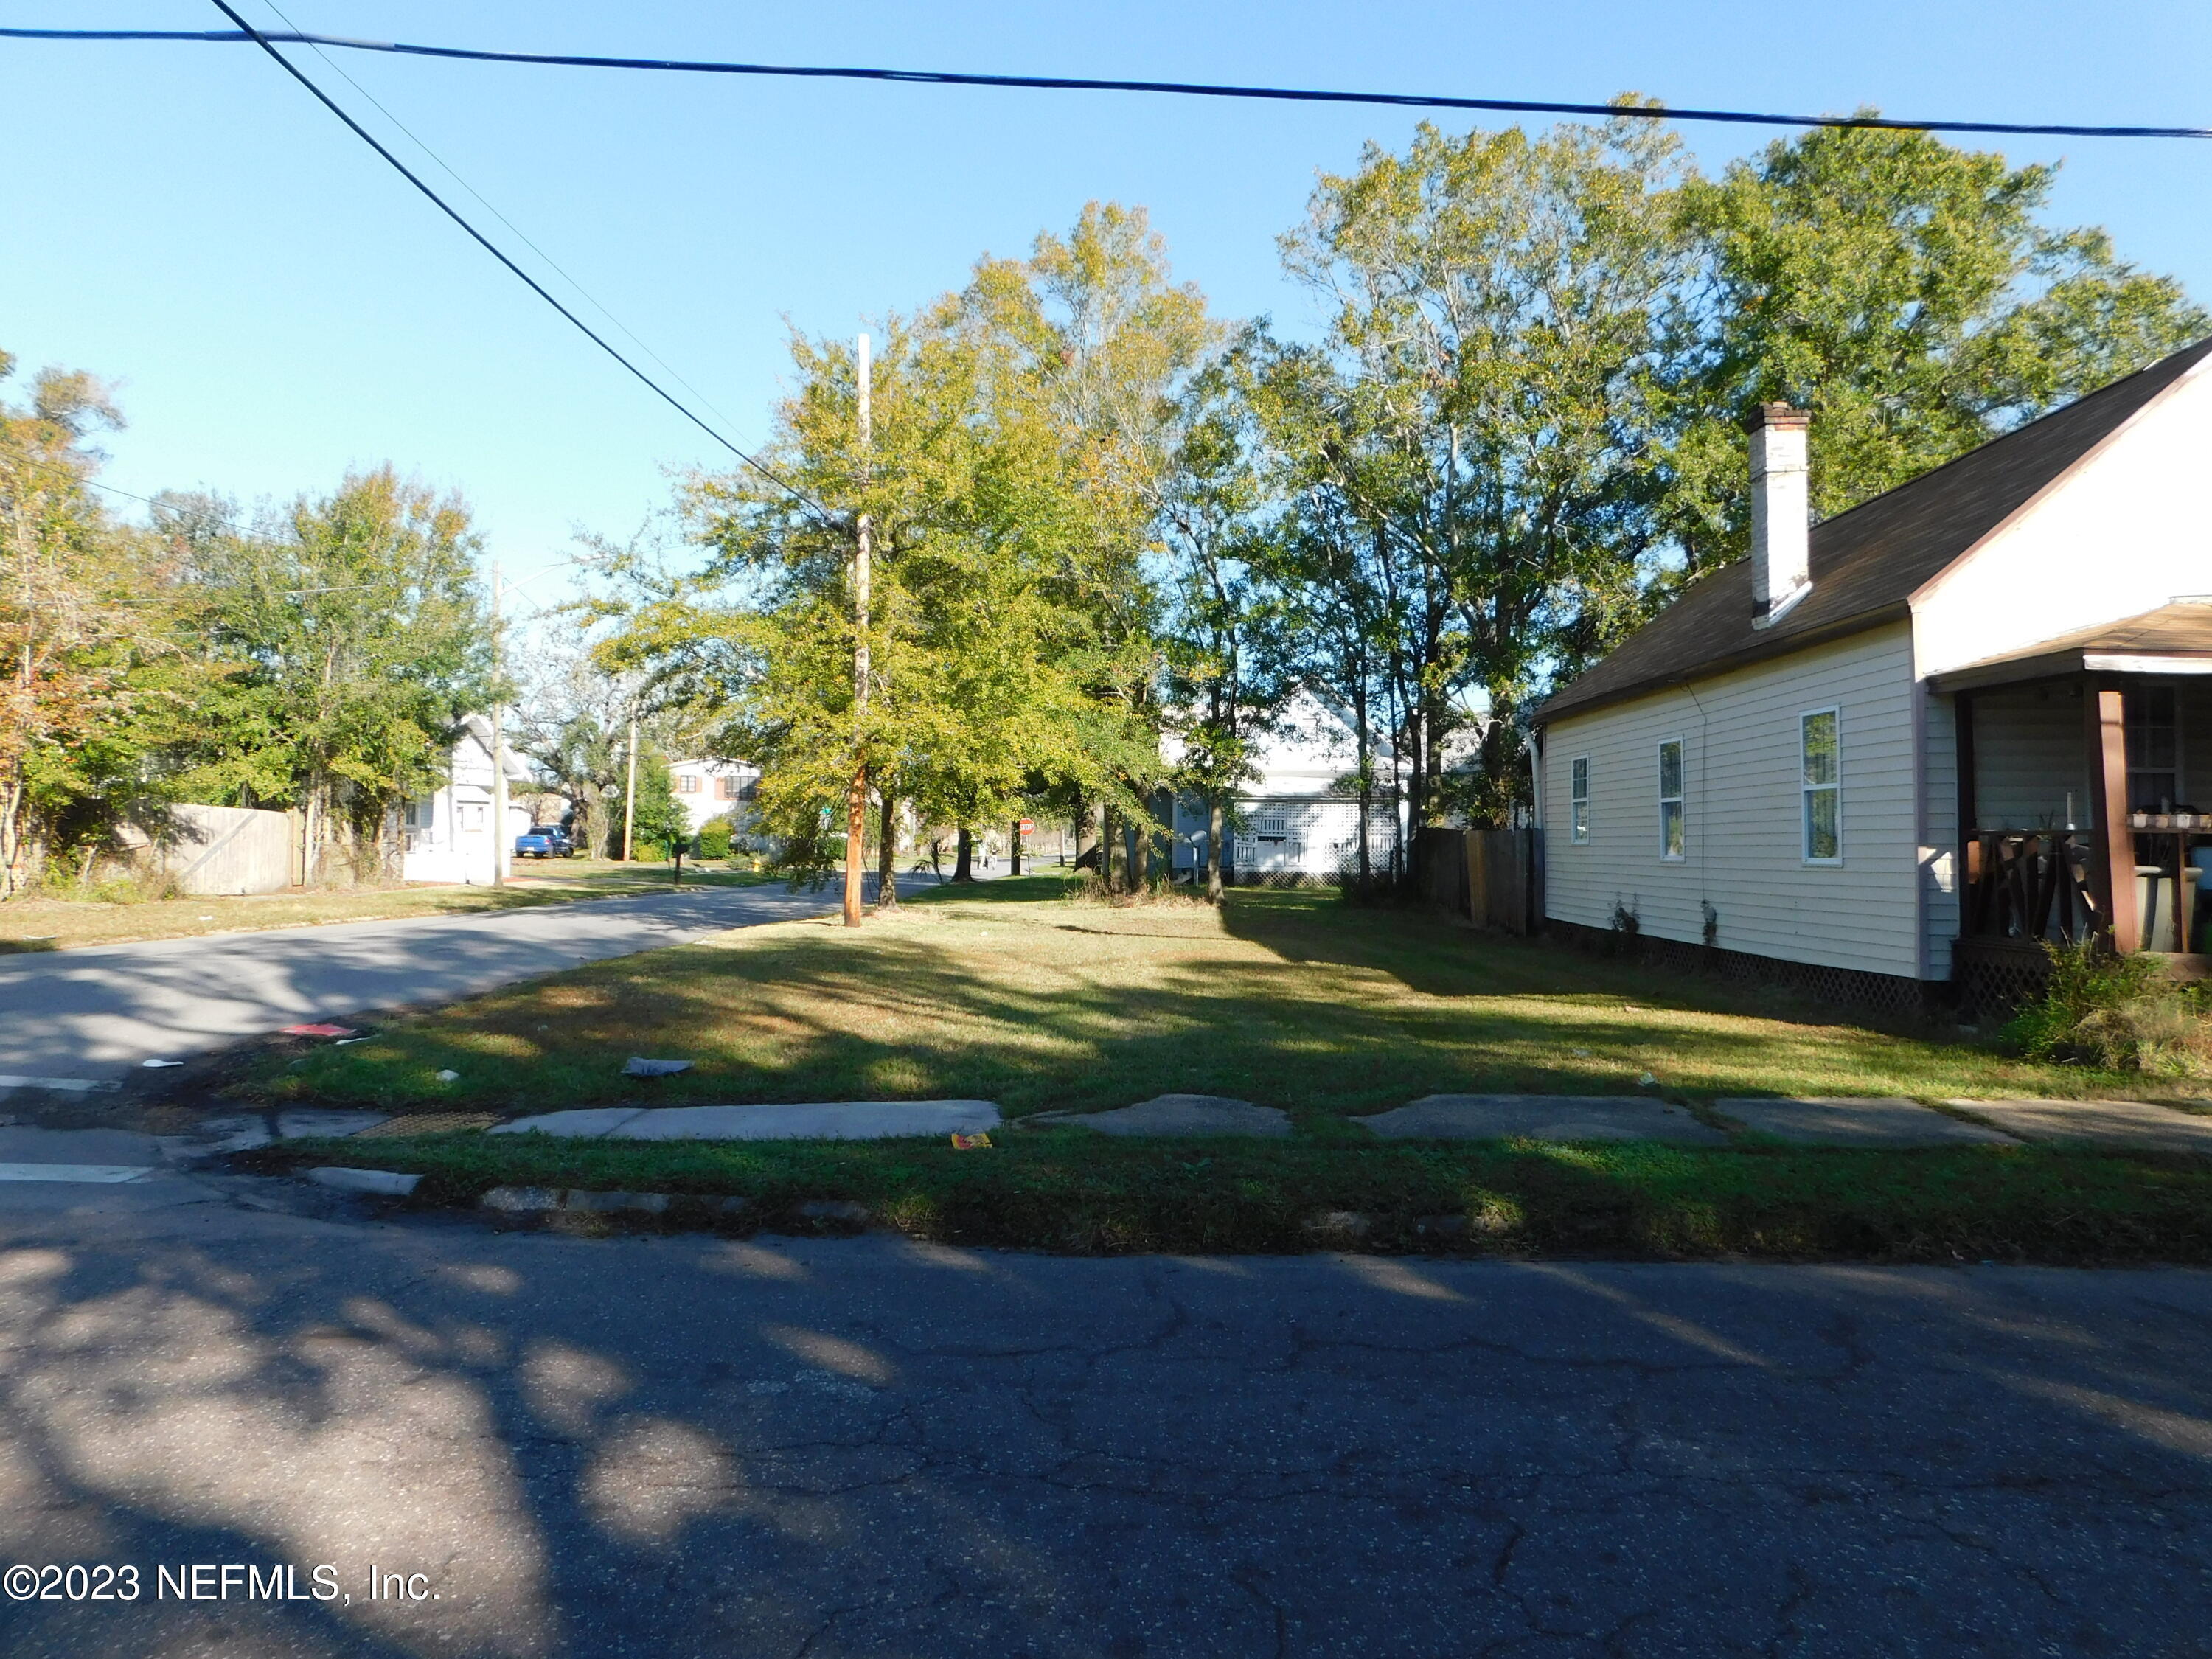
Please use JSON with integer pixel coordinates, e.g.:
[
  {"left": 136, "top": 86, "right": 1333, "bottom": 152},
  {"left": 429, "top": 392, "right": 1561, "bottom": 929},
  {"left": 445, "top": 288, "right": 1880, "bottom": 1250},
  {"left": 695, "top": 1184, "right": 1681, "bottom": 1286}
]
[
  {"left": 1800, "top": 706, "right": 1843, "bottom": 865},
  {"left": 1657, "top": 737, "right": 1686, "bottom": 862},
  {"left": 1569, "top": 757, "right": 1590, "bottom": 845}
]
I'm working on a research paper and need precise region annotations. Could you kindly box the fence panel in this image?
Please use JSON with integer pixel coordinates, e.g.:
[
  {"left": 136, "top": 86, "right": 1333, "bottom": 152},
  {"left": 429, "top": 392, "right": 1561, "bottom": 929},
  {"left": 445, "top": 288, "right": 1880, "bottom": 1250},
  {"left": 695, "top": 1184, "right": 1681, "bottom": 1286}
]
[{"left": 159, "top": 804, "right": 295, "bottom": 895}]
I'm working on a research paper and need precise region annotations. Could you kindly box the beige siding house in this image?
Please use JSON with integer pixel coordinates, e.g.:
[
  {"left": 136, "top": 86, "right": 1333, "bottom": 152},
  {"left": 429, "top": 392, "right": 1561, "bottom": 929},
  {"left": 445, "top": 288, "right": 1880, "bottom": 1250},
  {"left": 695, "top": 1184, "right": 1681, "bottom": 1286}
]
[{"left": 1534, "top": 338, "right": 2212, "bottom": 1007}]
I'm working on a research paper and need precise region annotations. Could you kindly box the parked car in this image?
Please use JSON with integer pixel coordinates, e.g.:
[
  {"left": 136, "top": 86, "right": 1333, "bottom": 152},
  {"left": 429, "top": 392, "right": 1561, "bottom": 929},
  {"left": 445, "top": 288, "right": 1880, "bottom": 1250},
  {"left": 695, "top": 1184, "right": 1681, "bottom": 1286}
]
[{"left": 513, "top": 824, "right": 574, "bottom": 859}]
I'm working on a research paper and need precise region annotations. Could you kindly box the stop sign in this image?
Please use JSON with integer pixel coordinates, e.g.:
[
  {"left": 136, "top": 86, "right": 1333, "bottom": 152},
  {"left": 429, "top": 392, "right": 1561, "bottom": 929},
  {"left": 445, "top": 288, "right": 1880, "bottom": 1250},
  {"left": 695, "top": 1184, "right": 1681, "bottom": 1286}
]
[{"left": 1018, "top": 818, "right": 1034, "bottom": 834}]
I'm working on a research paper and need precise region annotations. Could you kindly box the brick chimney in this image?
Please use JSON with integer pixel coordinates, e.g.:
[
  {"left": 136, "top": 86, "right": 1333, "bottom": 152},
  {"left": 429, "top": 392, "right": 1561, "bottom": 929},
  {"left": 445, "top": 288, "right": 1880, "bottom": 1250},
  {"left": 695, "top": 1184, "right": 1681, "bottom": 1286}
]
[{"left": 1746, "top": 403, "right": 1811, "bottom": 627}]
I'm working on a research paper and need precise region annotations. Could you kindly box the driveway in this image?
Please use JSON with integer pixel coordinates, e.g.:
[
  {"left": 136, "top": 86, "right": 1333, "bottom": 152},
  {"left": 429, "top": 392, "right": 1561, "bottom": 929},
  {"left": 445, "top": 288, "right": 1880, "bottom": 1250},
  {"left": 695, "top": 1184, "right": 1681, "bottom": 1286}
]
[
  {"left": 0, "top": 1180, "right": 2208, "bottom": 1657},
  {"left": 0, "top": 882, "right": 843, "bottom": 1088}
]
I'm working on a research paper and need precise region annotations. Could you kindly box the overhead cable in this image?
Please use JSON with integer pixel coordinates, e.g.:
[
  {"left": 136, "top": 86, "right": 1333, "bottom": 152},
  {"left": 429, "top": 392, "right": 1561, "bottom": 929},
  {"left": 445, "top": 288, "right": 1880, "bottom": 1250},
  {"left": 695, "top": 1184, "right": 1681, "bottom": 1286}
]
[
  {"left": 5, "top": 24, "right": 2208, "bottom": 139},
  {"left": 197, "top": 3, "right": 832, "bottom": 522}
]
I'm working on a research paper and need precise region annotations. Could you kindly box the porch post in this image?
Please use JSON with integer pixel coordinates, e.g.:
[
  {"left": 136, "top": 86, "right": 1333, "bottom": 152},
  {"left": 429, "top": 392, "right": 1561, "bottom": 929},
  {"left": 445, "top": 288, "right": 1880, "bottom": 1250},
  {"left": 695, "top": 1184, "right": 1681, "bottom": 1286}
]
[
  {"left": 2085, "top": 679, "right": 2139, "bottom": 951},
  {"left": 1953, "top": 692, "right": 1977, "bottom": 926}
]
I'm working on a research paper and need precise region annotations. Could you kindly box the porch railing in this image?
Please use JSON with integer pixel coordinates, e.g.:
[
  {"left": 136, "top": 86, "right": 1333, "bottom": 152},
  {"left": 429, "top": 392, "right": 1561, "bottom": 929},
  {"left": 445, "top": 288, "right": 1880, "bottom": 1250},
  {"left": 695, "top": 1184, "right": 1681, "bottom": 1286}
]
[{"left": 1961, "top": 832, "right": 2098, "bottom": 943}]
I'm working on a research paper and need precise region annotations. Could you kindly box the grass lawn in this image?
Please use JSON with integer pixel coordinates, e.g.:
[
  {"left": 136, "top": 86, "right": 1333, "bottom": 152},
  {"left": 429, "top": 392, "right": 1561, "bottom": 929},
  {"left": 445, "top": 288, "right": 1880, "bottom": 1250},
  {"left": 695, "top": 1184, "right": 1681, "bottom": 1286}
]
[
  {"left": 0, "top": 857, "right": 769, "bottom": 951},
  {"left": 240, "top": 874, "right": 2212, "bottom": 1261},
  {"left": 248, "top": 871, "right": 2188, "bottom": 1115}
]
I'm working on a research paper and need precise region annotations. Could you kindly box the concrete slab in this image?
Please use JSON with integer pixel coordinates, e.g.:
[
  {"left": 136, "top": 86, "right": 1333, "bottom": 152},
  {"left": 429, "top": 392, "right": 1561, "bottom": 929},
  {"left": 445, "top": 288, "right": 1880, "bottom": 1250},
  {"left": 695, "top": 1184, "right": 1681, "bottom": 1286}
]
[
  {"left": 0, "top": 1164, "right": 150, "bottom": 1183},
  {"left": 276, "top": 1110, "right": 389, "bottom": 1141},
  {"left": 490, "top": 1107, "right": 647, "bottom": 1138},
  {"left": 1036, "top": 1094, "right": 1292, "bottom": 1138},
  {"left": 305, "top": 1166, "right": 421, "bottom": 1197},
  {"left": 1357, "top": 1094, "right": 1728, "bottom": 1144},
  {"left": 611, "top": 1101, "right": 1002, "bottom": 1141},
  {"left": 1717, "top": 1097, "right": 2017, "bottom": 1147},
  {"left": 1945, "top": 1098, "right": 2212, "bottom": 1153}
]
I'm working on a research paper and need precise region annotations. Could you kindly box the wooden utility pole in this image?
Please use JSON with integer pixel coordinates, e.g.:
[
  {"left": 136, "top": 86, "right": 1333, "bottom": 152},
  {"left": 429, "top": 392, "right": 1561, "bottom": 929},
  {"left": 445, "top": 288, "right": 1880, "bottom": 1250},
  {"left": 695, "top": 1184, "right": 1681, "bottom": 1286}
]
[
  {"left": 490, "top": 563, "right": 509, "bottom": 887},
  {"left": 622, "top": 715, "right": 639, "bottom": 863},
  {"left": 843, "top": 333, "right": 872, "bottom": 927}
]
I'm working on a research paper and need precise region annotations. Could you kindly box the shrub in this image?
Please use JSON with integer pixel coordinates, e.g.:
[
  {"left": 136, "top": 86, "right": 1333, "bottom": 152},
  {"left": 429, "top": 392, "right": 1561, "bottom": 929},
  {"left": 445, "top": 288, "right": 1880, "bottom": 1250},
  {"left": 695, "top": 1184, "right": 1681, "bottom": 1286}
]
[
  {"left": 695, "top": 818, "right": 733, "bottom": 862},
  {"left": 2007, "top": 939, "right": 2212, "bottom": 1075}
]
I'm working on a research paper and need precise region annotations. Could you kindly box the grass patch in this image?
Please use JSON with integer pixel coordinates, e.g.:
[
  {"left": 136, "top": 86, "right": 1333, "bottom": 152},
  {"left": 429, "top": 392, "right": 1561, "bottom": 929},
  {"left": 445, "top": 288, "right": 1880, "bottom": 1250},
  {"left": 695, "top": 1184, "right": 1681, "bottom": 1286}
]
[
  {"left": 0, "top": 857, "right": 771, "bottom": 950},
  {"left": 255, "top": 1130, "right": 2212, "bottom": 1263},
  {"left": 245, "top": 875, "right": 2192, "bottom": 1113}
]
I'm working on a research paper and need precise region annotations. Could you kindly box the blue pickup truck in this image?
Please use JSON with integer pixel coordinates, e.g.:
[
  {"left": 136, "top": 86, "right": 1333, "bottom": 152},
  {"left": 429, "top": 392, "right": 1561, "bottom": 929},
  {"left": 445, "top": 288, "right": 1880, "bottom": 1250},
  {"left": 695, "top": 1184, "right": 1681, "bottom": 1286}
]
[{"left": 513, "top": 824, "right": 575, "bottom": 859}]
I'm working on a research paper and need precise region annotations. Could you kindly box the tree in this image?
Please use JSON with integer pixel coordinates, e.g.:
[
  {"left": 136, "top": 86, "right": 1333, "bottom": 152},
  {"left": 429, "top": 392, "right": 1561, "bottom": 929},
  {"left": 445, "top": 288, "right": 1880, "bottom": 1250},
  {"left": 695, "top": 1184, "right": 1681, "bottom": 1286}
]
[
  {"left": 625, "top": 745, "right": 686, "bottom": 860},
  {"left": 177, "top": 468, "right": 498, "bottom": 881},
  {"left": 0, "top": 355, "right": 223, "bottom": 894},
  {"left": 1274, "top": 111, "right": 1696, "bottom": 835},
  {"left": 1160, "top": 346, "right": 1287, "bottom": 898},
  {"left": 1658, "top": 122, "right": 2211, "bottom": 572}
]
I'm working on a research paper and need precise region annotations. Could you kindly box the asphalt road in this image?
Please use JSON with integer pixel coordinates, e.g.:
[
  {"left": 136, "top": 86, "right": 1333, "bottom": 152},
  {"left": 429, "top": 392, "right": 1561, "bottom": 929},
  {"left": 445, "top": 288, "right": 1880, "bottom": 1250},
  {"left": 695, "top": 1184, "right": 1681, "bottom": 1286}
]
[
  {"left": 1, "top": 1171, "right": 2208, "bottom": 1657},
  {"left": 0, "top": 882, "right": 846, "bottom": 1087}
]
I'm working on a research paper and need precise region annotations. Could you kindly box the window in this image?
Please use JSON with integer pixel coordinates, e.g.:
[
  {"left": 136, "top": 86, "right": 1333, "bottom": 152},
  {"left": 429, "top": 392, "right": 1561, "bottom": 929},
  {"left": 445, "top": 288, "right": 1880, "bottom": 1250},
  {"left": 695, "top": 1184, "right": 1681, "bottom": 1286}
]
[
  {"left": 402, "top": 799, "right": 433, "bottom": 830},
  {"left": 716, "top": 776, "right": 739, "bottom": 801},
  {"left": 1657, "top": 739, "right": 1685, "bottom": 860},
  {"left": 1801, "top": 709, "right": 1841, "bottom": 862},
  {"left": 2125, "top": 686, "right": 2179, "bottom": 812},
  {"left": 1569, "top": 757, "right": 1590, "bottom": 844},
  {"left": 737, "top": 776, "right": 758, "bottom": 802},
  {"left": 678, "top": 774, "right": 701, "bottom": 794},
  {"left": 456, "top": 802, "right": 486, "bottom": 832}
]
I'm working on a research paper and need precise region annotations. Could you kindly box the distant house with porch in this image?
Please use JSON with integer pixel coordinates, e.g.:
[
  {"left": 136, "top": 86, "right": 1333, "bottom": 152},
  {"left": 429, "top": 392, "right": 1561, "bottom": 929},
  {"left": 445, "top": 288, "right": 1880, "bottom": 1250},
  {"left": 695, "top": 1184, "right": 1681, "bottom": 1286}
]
[
  {"left": 1164, "top": 688, "right": 1403, "bottom": 885},
  {"left": 398, "top": 716, "right": 535, "bottom": 886},
  {"left": 1531, "top": 338, "right": 2212, "bottom": 1012}
]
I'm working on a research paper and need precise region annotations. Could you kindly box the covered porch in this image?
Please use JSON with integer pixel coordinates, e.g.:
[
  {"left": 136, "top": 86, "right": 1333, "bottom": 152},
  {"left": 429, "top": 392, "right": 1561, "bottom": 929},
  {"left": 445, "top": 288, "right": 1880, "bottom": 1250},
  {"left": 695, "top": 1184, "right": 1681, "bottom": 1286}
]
[{"left": 1936, "top": 601, "right": 2212, "bottom": 978}]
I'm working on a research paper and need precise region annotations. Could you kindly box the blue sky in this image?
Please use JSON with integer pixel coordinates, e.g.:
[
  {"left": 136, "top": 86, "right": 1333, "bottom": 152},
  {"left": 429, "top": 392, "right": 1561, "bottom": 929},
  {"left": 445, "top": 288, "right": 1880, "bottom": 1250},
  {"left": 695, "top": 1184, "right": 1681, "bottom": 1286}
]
[{"left": 4, "top": 1, "right": 2208, "bottom": 612}]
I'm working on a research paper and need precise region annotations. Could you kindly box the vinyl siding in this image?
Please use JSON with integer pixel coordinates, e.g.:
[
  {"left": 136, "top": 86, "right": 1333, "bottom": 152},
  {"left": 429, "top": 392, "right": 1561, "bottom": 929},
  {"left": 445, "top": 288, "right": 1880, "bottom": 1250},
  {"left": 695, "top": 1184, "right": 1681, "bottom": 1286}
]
[
  {"left": 1967, "top": 684, "right": 2090, "bottom": 830},
  {"left": 1544, "top": 624, "right": 1924, "bottom": 978}
]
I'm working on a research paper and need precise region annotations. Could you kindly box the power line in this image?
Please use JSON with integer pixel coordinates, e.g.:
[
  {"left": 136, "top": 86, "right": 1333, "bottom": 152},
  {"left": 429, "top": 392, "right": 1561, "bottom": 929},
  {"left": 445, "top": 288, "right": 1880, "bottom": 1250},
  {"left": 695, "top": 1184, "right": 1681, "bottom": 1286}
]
[
  {"left": 248, "top": 0, "right": 742, "bottom": 436},
  {"left": 196, "top": 3, "right": 833, "bottom": 524},
  {"left": 7, "top": 24, "right": 2209, "bottom": 140}
]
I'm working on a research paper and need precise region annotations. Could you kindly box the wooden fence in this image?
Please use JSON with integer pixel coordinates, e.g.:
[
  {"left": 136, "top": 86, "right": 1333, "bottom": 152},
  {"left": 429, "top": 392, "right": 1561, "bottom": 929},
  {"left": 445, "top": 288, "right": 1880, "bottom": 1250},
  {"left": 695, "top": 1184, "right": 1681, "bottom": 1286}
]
[
  {"left": 1415, "top": 827, "right": 1544, "bottom": 936},
  {"left": 154, "top": 804, "right": 298, "bottom": 894}
]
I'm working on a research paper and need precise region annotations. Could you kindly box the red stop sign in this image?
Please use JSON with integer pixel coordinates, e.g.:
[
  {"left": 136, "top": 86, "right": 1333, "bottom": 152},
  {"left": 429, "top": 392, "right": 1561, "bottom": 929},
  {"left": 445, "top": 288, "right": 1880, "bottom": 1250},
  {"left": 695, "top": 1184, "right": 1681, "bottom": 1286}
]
[{"left": 1018, "top": 818, "right": 1034, "bottom": 834}]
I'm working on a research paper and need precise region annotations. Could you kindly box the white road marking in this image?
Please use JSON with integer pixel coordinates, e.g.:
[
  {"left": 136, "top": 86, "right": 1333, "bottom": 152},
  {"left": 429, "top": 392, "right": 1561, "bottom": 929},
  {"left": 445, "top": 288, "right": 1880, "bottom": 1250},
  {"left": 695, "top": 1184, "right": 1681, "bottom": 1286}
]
[
  {"left": 0, "top": 1075, "right": 120, "bottom": 1093},
  {"left": 0, "top": 1164, "right": 151, "bottom": 1183}
]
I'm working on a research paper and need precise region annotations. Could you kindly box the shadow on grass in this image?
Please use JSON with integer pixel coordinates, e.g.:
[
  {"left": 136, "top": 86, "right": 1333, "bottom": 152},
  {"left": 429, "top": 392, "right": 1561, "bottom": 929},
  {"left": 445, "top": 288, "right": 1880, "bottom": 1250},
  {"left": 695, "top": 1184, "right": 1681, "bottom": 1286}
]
[{"left": 248, "top": 886, "right": 2062, "bottom": 1121}]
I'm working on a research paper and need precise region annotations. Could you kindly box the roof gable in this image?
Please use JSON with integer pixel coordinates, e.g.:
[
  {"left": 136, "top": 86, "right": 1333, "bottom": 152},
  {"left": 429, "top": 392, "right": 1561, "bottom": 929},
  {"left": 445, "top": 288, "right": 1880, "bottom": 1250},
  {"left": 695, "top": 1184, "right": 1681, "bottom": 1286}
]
[{"left": 1535, "top": 336, "right": 2212, "bottom": 724}]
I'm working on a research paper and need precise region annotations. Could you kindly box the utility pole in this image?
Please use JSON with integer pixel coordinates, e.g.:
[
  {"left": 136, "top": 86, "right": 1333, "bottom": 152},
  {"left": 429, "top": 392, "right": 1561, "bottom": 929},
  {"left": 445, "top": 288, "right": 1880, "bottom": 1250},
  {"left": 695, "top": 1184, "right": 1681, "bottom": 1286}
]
[
  {"left": 490, "top": 563, "right": 509, "bottom": 887},
  {"left": 622, "top": 714, "right": 639, "bottom": 863},
  {"left": 843, "top": 333, "right": 872, "bottom": 928}
]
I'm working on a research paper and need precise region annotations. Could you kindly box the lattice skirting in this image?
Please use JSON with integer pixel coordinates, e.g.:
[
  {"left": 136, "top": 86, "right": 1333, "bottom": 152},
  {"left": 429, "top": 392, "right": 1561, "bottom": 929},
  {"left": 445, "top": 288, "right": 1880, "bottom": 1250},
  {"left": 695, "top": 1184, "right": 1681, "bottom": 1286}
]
[
  {"left": 1545, "top": 919, "right": 1944, "bottom": 1021},
  {"left": 1951, "top": 939, "right": 2054, "bottom": 1021},
  {"left": 1233, "top": 869, "right": 1340, "bottom": 890}
]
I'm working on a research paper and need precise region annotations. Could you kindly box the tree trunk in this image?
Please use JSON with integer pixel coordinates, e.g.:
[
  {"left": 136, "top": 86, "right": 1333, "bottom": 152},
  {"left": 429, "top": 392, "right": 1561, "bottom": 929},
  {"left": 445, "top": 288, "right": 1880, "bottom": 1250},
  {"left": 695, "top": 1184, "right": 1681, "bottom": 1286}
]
[
  {"left": 1100, "top": 804, "right": 1119, "bottom": 892},
  {"left": 1009, "top": 817, "right": 1023, "bottom": 876},
  {"left": 1353, "top": 672, "right": 1373, "bottom": 893},
  {"left": 877, "top": 790, "right": 897, "bottom": 908},
  {"left": 1206, "top": 796, "right": 1225, "bottom": 902},
  {"left": 953, "top": 827, "right": 974, "bottom": 882}
]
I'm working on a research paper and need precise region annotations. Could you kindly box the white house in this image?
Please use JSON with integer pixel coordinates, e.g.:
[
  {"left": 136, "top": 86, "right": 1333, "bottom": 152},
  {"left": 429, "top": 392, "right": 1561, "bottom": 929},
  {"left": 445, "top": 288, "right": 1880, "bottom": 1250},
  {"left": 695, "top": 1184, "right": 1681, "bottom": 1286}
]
[
  {"left": 1532, "top": 338, "right": 2212, "bottom": 1011},
  {"left": 1164, "top": 689, "right": 1403, "bottom": 883},
  {"left": 667, "top": 757, "right": 761, "bottom": 835},
  {"left": 398, "top": 716, "right": 535, "bottom": 886}
]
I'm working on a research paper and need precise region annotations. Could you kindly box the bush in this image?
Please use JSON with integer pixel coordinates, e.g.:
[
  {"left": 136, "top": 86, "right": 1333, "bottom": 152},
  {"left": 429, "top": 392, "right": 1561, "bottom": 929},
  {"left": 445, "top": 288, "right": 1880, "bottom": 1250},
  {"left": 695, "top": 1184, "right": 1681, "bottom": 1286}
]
[
  {"left": 2006, "top": 939, "right": 2212, "bottom": 1075},
  {"left": 695, "top": 818, "right": 733, "bottom": 862}
]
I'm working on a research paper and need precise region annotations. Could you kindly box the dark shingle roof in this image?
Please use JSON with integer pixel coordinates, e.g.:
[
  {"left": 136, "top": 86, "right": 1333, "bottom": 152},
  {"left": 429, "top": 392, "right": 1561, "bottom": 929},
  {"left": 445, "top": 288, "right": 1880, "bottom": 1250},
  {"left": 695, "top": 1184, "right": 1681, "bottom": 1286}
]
[{"left": 1534, "top": 337, "right": 2212, "bottom": 725}]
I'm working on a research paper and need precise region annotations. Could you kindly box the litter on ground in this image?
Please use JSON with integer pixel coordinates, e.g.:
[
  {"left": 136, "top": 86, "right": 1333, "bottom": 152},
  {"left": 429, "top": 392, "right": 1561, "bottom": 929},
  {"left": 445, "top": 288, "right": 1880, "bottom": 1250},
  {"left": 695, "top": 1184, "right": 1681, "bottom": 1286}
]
[
  {"left": 281, "top": 1023, "right": 358, "bottom": 1039},
  {"left": 950, "top": 1132, "right": 992, "bottom": 1150},
  {"left": 435, "top": 1069, "right": 460, "bottom": 1082},
  {"left": 140, "top": 1058, "right": 183, "bottom": 1069},
  {"left": 623, "top": 1057, "right": 694, "bottom": 1077}
]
